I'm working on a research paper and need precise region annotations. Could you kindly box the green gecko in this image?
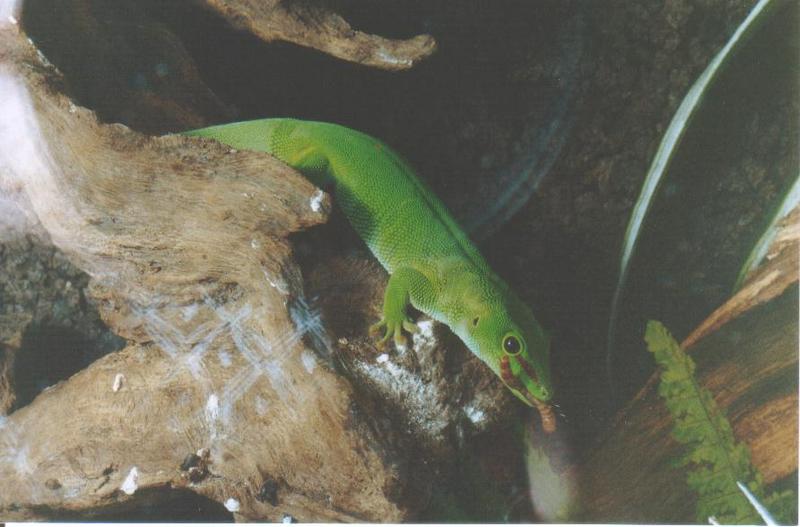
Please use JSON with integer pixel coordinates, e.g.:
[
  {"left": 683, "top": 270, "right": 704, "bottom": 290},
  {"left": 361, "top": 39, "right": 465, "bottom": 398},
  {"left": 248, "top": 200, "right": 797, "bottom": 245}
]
[{"left": 183, "top": 118, "right": 555, "bottom": 430}]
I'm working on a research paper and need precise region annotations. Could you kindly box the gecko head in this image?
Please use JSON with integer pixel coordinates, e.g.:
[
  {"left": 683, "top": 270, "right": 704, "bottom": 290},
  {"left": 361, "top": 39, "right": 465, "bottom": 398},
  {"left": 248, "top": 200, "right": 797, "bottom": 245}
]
[{"left": 459, "top": 292, "right": 553, "bottom": 407}]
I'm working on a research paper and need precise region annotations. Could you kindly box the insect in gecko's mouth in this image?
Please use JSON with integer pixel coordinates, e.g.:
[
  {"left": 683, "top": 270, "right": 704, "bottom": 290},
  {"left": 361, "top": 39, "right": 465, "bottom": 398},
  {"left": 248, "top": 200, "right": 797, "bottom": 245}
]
[
  {"left": 530, "top": 397, "right": 557, "bottom": 433},
  {"left": 516, "top": 383, "right": 557, "bottom": 434}
]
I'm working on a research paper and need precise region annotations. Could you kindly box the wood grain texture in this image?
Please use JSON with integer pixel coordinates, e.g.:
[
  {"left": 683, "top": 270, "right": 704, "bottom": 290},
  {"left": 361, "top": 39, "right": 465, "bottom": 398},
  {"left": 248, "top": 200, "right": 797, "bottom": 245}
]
[
  {"left": 0, "top": 20, "right": 418, "bottom": 521},
  {"left": 683, "top": 206, "right": 799, "bottom": 349},
  {"left": 199, "top": 0, "right": 437, "bottom": 71},
  {"left": 575, "top": 286, "right": 797, "bottom": 522}
]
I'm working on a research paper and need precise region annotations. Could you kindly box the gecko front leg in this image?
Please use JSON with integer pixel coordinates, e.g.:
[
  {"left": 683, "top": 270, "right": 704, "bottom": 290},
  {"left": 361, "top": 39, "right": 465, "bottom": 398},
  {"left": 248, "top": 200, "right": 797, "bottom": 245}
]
[{"left": 369, "top": 266, "right": 435, "bottom": 348}]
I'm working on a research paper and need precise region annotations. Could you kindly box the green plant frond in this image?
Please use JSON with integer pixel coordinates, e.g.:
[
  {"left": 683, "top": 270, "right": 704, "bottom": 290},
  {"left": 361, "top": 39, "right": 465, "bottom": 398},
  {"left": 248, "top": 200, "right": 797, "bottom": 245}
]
[
  {"left": 765, "top": 490, "right": 797, "bottom": 520},
  {"left": 644, "top": 320, "right": 796, "bottom": 524}
]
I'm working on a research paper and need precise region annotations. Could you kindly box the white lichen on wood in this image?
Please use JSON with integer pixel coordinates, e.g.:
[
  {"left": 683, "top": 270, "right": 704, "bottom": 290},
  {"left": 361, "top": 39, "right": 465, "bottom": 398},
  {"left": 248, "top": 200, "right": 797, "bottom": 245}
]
[
  {"left": 112, "top": 373, "right": 124, "bottom": 392},
  {"left": 120, "top": 467, "right": 138, "bottom": 495},
  {"left": 309, "top": 189, "right": 325, "bottom": 212}
]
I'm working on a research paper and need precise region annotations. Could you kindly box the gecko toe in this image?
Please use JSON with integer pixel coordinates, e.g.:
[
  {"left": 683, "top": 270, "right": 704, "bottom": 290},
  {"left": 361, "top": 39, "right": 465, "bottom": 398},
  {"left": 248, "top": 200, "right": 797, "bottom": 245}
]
[
  {"left": 369, "top": 319, "right": 386, "bottom": 337},
  {"left": 376, "top": 331, "right": 391, "bottom": 346},
  {"left": 369, "top": 320, "right": 391, "bottom": 347},
  {"left": 371, "top": 315, "right": 415, "bottom": 350},
  {"left": 402, "top": 320, "right": 419, "bottom": 334},
  {"left": 393, "top": 327, "right": 407, "bottom": 348}
]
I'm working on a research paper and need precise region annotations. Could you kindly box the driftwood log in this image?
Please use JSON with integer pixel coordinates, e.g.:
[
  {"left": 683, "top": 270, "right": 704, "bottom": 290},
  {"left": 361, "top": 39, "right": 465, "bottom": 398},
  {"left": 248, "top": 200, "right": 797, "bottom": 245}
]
[
  {"left": 0, "top": 17, "right": 392, "bottom": 520},
  {"left": 0, "top": 3, "right": 506, "bottom": 520},
  {"left": 19, "top": 0, "right": 437, "bottom": 135},
  {"left": 0, "top": 312, "right": 30, "bottom": 413},
  {"left": 197, "top": 0, "right": 437, "bottom": 72},
  {"left": 0, "top": 0, "right": 796, "bottom": 522}
]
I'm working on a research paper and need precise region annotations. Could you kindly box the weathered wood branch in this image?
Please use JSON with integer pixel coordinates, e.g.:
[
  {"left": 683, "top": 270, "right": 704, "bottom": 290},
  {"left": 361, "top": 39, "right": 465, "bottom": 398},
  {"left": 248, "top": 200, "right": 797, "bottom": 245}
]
[
  {"left": 0, "top": 18, "right": 410, "bottom": 521},
  {"left": 0, "top": 313, "right": 30, "bottom": 413},
  {"left": 683, "top": 206, "right": 800, "bottom": 349},
  {"left": 197, "top": 0, "right": 437, "bottom": 71},
  {"left": 0, "top": 8, "right": 501, "bottom": 519}
]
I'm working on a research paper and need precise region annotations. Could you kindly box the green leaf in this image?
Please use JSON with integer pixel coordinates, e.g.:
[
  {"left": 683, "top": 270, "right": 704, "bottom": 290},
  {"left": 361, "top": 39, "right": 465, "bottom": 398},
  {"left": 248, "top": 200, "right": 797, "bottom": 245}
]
[
  {"left": 645, "top": 320, "right": 794, "bottom": 524},
  {"left": 606, "top": 0, "right": 779, "bottom": 392},
  {"left": 734, "top": 171, "right": 800, "bottom": 291}
]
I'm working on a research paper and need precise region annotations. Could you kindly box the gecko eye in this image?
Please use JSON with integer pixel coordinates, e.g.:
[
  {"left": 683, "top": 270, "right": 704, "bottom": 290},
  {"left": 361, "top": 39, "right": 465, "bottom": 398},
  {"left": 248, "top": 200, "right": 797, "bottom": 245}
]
[{"left": 503, "top": 335, "right": 522, "bottom": 355}]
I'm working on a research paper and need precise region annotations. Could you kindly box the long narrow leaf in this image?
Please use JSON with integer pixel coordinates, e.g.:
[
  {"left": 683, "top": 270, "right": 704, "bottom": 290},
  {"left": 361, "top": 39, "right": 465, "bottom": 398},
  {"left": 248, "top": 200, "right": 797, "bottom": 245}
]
[
  {"left": 605, "top": 0, "right": 776, "bottom": 393},
  {"left": 737, "top": 481, "right": 779, "bottom": 526},
  {"left": 734, "top": 172, "right": 800, "bottom": 291}
]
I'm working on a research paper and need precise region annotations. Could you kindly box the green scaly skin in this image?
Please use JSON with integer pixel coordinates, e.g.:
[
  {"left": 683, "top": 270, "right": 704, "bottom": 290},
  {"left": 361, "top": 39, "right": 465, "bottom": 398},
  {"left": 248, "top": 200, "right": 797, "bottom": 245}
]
[{"left": 183, "top": 118, "right": 554, "bottom": 420}]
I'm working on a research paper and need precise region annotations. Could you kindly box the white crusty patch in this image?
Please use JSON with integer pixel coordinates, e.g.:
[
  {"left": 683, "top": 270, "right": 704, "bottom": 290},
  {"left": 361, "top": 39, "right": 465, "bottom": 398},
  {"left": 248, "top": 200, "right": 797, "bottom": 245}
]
[
  {"left": 112, "top": 373, "right": 124, "bottom": 392},
  {"left": 377, "top": 49, "right": 413, "bottom": 68},
  {"left": 13, "top": 445, "right": 31, "bottom": 475},
  {"left": 412, "top": 319, "right": 436, "bottom": 349},
  {"left": 64, "top": 486, "right": 81, "bottom": 499},
  {"left": 301, "top": 350, "right": 317, "bottom": 374},
  {"left": 181, "top": 303, "right": 199, "bottom": 321},
  {"left": 218, "top": 350, "right": 232, "bottom": 367},
  {"left": 357, "top": 359, "right": 448, "bottom": 438},
  {"left": 263, "top": 269, "right": 288, "bottom": 295},
  {"left": 254, "top": 395, "right": 268, "bottom": 416},
  {"left": 309, "top": 189, "right": 325, "bottom": 212},
  {"left": 204, "top": 394, "right": 220, "bottom": 422},
  {"left": 464, "top": 403, "right": 486, "bottom": 425},
  {"left": 120, "top": 467, "right": 139, "bottom": 495},
  {"left": 224, "top": 498, "right": 240, "bottom": 512},
  {"left": 384, "top": 361, "right": 404, "bottom": 377},
  {"left": 376, "top": 353, "right": 389, "bottom": 364}
]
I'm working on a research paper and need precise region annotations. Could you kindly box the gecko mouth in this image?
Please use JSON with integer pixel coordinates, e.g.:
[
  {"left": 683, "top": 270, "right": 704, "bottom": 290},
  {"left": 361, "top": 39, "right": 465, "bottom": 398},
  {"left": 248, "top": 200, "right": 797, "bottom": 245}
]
[{"left": 500, "top": 355, "right": 556, "bottom": 433}]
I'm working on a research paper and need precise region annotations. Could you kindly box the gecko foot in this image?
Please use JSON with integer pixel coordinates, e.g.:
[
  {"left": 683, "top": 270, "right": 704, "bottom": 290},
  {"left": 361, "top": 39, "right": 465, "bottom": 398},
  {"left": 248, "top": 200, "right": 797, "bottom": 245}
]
[{"left": 369, "top": 316, "right": 418, "bottom": 348}]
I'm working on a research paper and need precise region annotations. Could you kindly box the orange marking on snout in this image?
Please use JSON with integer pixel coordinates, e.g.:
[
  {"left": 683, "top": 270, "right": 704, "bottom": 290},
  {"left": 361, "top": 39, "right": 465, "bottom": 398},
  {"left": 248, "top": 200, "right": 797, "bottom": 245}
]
[
  {"left": 500, "top": 356, "right": 525, "bottom": 391},
  {"left": 515, "top": 356, "right": 539, "bottom": 383}
]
